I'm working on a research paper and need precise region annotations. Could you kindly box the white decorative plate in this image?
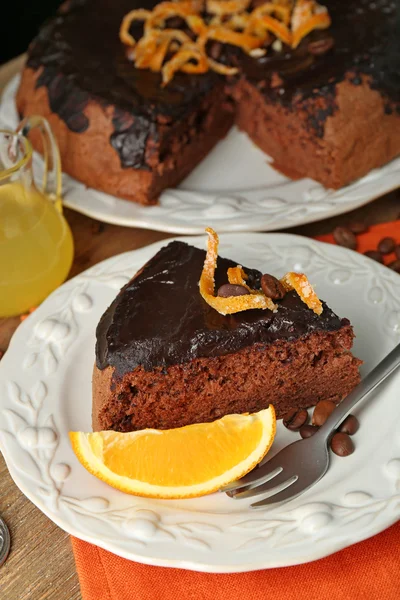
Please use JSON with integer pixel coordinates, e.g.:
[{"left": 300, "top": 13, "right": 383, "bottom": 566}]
[
  {"left": 1, "top": 75, "right": 400, "bottom": 234},
  {"left": 1, "top": 233, "right": 399, "bottom": 572}
]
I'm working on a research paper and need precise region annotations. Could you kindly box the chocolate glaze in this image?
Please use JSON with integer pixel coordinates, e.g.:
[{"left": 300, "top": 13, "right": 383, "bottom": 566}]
[
  {"left": 26, "top": 0, "right": 399, "bottom": 165},
  {"left": 237, "top": 0, "right": 399, "bottom": 105},
  {"left": 27, "top": 0, "right": 223, "bottom": 168},
  {"left": 96, "top": 241, "right": 345, "bottom": 376}
]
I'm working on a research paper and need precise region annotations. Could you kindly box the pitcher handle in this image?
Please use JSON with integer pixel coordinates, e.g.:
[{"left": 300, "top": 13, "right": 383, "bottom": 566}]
[{"left": 16, "top": 115, "right": 62, "bottom": 211}]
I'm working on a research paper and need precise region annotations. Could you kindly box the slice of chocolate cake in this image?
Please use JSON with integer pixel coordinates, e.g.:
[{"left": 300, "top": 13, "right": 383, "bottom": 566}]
[{"left": 93, "top": 239, "right": 361, "bottom": 432}]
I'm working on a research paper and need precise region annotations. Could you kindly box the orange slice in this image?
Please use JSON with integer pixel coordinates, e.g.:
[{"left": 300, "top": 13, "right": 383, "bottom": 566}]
[{"left": 70, "top": 406, "right": 276, "bottom": 499}]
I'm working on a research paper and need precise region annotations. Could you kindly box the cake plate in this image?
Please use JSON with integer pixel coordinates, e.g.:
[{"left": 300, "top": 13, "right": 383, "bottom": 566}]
[
  {"left": 1, "top": 233, "right": 399, "bottom": 572},
  {"left": 1, "top": 75, "right": 399, "bottom": 234}
]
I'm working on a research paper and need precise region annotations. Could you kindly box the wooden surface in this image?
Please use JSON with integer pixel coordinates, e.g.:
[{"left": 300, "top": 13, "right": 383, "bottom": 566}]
[{"left": 0, "top": 56, "right": 399, "bottom": 600}]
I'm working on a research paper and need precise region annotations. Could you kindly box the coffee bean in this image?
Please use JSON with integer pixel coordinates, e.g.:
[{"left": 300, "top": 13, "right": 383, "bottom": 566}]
[
  {"left": 312, "top": 400, "right": 336, "bottom": 426},
  {"left": 388, "top": 259, "right": 400, "bottom": 273},
  {"left": 377, "top": 237, "right": 395, "bottom": 254},
  {"left": 208, "top": 41, "right": 223, "bottom": 60},
  {"left": 338, "top": 415, "right": 359, "bottom": 435},
  {"left": 395, "top": 245, "right": 400, "bottom": 260},
  {"left": 217, "top": 284, "right": 250, "bottom": 298},
  {"left": 299, "top": 424, "right": 319, "bottom": 438},
  {"left": 330, "top": 432, "right": 354, "bottom": 456},
  {"left": 333, "top": 226, "right": 357, "bottom": 250},
  {"left": 260, "top": 274, "right": 286, "bottom": 300},
  {"left": 307, "top": 36, "right": 334, "bottom": 55},
  {"left": 283, "top": 408, "right": 308, "bottom": 431},
  {"left": 349, "top": 221, "right": 368, "bottom": 234},
  {"left": 364, "top": 250, "right": 383, "bottom": 263}
]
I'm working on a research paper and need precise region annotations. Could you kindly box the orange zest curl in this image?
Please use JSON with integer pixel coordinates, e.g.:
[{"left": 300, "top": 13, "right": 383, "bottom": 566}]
[
  {"left": 280, "top": 272, "right": 323, "bottom": 315},
  {"left": 254, "top": 15, "right": 292, "bottom": 45},
  {"left": 251, "top": 2, "right": 292, "bottom": 26},
  {"left": 119, "top": 0, "right": 332, "bottom": 84},
  {"left": 228, "top": 266, "right": 277, "bottom": 309},
  {"left": 202, "top": 26, "right": 266, "bottom": 52},
  {"left": 146, "top": 5, "right": 208, "bottom": 37},
  {"left": 206, "top": 0, "right": 251, "bottom": 16},
  {"left": 199, "top": 229, "right": 277, "bottom": 315},
  {"left": 291, "top": 0, "right": 331, "bottom": 48},
  {"left": 162, "top": 44, "right": 208, "bottom": 85},
  {"left": 119, "top": 9, "right": 151, "bottom": 46},
  {"left": 207, "top": 57, "right": 239, "bottom": 75}
]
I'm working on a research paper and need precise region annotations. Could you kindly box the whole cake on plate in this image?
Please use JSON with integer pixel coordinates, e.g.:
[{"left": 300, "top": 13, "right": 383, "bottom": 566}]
[
  {"left": 16, "top": 0, "right": 400, "bottom": 204},
  {"left": 92, "top": 229, "right": 361, "bottom": 432}
]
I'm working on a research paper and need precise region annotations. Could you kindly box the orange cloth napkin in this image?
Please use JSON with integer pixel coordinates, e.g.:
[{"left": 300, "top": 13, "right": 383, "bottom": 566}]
[
  {"left": 72, "top": 219, "right": 400, "bottom": 600},
  {"left": 317, "top": 219, "right": 400, "bottom": 263}
]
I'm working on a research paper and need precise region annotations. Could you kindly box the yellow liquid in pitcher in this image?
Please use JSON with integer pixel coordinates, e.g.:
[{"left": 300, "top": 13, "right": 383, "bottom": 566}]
[{"left": 0, "top": 181, "right": 74, "bottom": 317}]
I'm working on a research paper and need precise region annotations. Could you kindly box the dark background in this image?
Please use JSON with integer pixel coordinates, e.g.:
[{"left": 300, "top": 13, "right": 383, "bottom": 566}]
[{"left": 1, "top": 1, "right": 63, "bottom": 63}]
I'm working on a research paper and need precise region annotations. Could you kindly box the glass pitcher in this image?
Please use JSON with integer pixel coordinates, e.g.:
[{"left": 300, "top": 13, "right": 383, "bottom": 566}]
[{"left": 0, "top": 116, "right": 74, "bottom": 317}]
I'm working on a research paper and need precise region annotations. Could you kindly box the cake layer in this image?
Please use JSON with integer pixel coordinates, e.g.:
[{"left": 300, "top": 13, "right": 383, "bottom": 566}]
[
  {"left": 17, "top": 68, "right": 233, "bottom": 204},
  {"left": 233, "top": 76, "right": 400, "bottom": 189},
  {"left": 93, "top": 327, "right": 361, "bottom": 431}
]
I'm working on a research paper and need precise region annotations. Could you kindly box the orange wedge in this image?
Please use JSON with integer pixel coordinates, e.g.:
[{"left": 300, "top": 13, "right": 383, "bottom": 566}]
[{"left": 69, "top": 406, "right": 276, "bottom": 499}]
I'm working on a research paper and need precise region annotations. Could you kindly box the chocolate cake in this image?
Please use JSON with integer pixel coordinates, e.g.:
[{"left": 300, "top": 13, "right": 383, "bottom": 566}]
[
  {"left": 16, "top": 0, "right": 233, "bottom": 205},
  {"left": 93, "top": 240, "right": 361, "bottom": 432},
  {"left": 16, "top": 0, "right": 400, "bottom": 204}
]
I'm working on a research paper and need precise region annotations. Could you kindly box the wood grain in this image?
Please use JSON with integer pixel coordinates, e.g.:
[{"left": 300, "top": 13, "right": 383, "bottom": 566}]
[{"left": 0, "top": 55, "right": 399, "bottom": 600}]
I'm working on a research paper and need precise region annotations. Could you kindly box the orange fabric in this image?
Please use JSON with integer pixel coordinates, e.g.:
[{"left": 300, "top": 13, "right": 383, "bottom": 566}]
[
  {"left": 316, "top": 219, "right": 400, "bottom": 264},
  {"left": 72, "top": 220, "right": 400, "bottom": 600},
  {"left": 72, "top": 523, "right": 400, "bottom": 600}
]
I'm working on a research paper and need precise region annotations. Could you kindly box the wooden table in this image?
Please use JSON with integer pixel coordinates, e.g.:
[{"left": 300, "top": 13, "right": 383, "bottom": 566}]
[{"left": 0, "top": 56, "right": 399, "bottom": 600}]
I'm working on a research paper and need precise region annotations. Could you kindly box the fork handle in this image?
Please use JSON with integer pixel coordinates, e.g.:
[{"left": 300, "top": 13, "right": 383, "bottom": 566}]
[{"left": 318, "top": 343, "right": 400, "bottom": 440}]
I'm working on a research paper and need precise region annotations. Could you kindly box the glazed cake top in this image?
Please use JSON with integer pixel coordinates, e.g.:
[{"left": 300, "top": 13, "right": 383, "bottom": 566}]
[
  {"left": 236, "top": 0, "right": 400, "bottom": 108},
  {"left": 26, "top": 0, "right": 399, "bottom": 166},
  {"left": 96, "top": 241, "right": 346, "bottom": 376},
  {"left": 28, "top": 0, "right": 400, "bottom": 123}
]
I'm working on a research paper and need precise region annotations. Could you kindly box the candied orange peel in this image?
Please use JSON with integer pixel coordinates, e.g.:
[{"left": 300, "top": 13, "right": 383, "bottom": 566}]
[
  {"left": 228, "top": 266, "right": 277, "bottom": 310},
  {"left": 280, "top": 272, "right": 323, "bottom": 315},
  {"left": 120, "top": 9, "right": 152, "bottom": 46},
  {"left": 206, "top": 0, "right": 251, "bottom": 16},
  {"left": 162, "top": 43, "right": 208, "bottom": 85},
  {"left": 199, "top": 229, "right": 277, "bottom": 315},
  {"left": 291, "top": 0, "right": 331, "bottom": 48},
  {"left": 120, "top": 0, "right": 332, "bottom": 84}
]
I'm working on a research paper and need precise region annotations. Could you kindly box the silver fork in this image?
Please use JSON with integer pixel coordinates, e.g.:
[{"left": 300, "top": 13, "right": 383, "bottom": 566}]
[{"left": 221, "top": 343, "right": 400, "bottom": 509}]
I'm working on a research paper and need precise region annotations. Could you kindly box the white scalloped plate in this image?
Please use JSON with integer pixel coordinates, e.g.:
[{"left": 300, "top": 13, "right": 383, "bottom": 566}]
[
  {"left": 1, "top": 75, "right": 400, "bottom": 233},
  {"left": 1, "top": 233, "right": 400, "bottom": 572}
]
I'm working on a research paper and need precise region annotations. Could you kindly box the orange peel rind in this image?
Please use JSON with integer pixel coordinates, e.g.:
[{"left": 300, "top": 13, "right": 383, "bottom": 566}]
[
  {"left": 162, "top": 44, "right": 208, "bottom": 85},
  {"left": 251, "top": 2, "right": 292, "bottom": 26},
  {"left": 120, "top": 0, "right": 332, "bottom": 84},
  {"left": 280, "top": 272, "right": 323, "bottom": 315},
  {"left": 207, "top": 57, "right": 239, "bottom": 75},
  {"left": 202, "top": 25, "right": 266, "bottom": 52},
  {"left": 291, "top": 0, "right": 331, "bottom": 48},
  {"left": 228, "top": 265, "right": 277, "bottom": 310},
  {"left": 119, "top": 9, "right": 151, "bottom": 46},
  {"left": 199, "top": 229, "right": 277, "bottom": 315},
  {"left": 206, "top": 0, "right": 251, "bottom": 16}
]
